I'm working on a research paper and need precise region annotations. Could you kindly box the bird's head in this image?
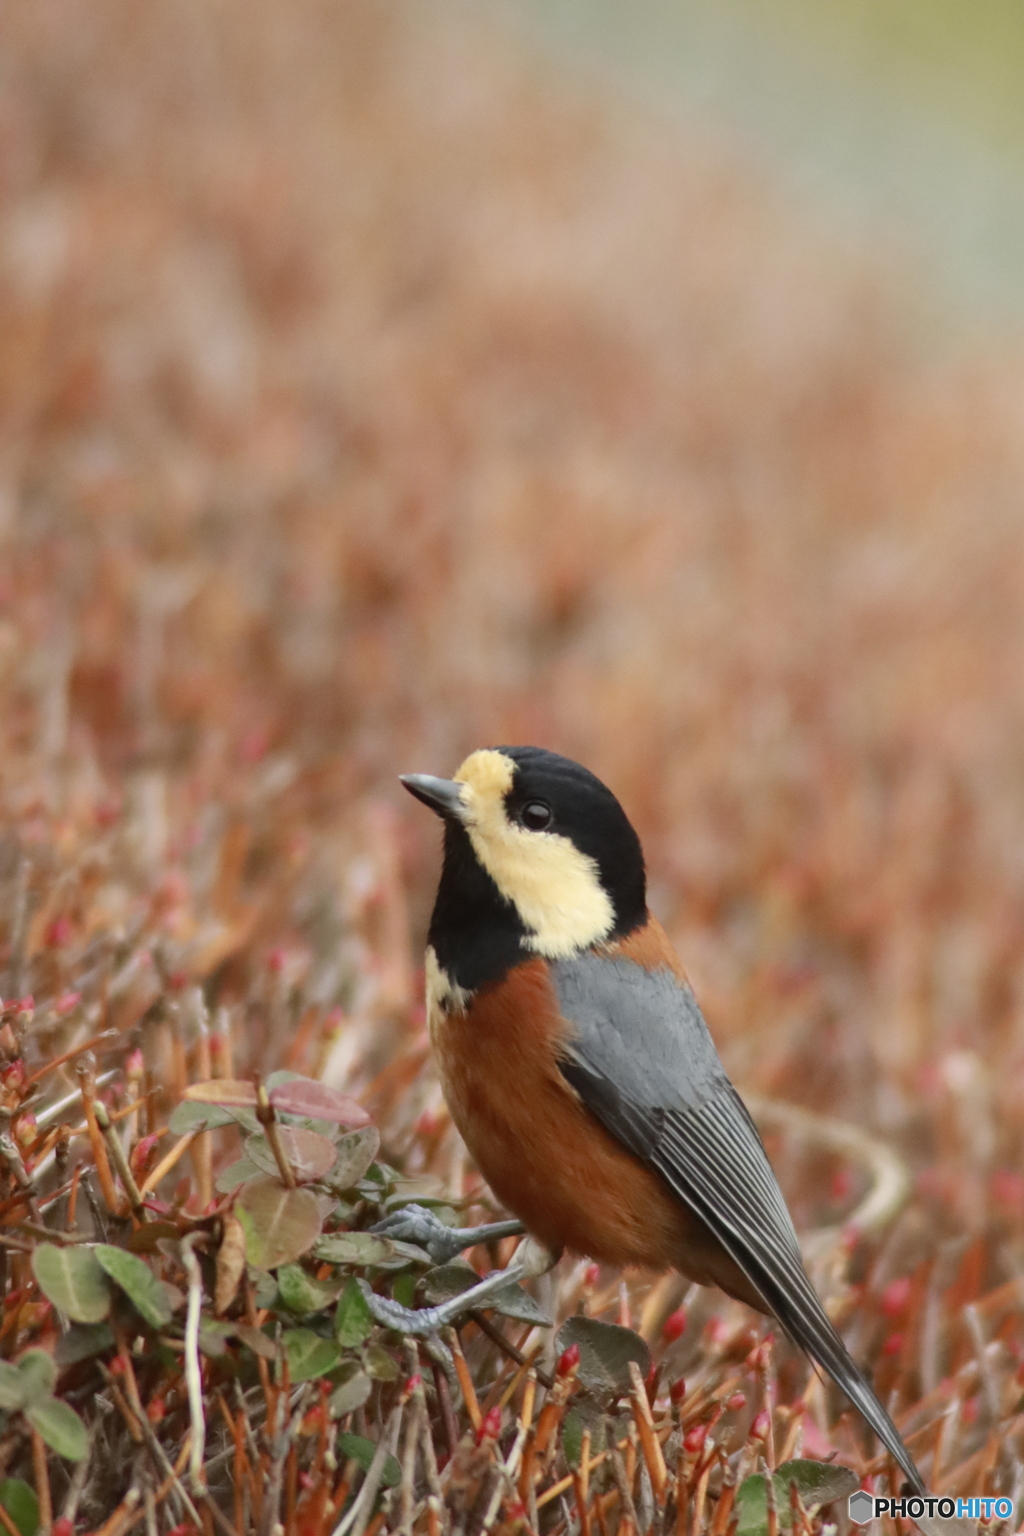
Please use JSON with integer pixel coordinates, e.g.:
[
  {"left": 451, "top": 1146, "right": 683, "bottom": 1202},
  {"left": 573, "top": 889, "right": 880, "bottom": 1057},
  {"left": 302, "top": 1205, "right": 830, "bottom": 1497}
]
[{"left": 402, "top": 747, "right": 646, "bottom": 989}]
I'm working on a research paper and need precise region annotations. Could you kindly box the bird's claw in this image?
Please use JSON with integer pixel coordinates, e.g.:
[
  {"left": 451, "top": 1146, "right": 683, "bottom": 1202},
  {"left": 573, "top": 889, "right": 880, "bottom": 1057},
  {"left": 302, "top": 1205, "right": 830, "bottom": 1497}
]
[
  {"left": 368, "top": 1203, "right": 471, "bottom": 1264},
  {"left": 358, "top": 1278, "right": 448, "bottom": 1337},
  {"left": 358, "top": 1251, "right": 536, "bottom": 1339},
  {"left": 369, "top": 1203, "right": 525, "bottom": 1265}
]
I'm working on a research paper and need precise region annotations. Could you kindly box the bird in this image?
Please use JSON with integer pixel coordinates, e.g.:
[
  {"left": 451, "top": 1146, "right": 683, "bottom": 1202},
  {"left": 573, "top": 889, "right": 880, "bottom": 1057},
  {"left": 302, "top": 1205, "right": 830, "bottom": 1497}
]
[{"left": 391, "top": 744, "right": 925, "bottom": 1494}]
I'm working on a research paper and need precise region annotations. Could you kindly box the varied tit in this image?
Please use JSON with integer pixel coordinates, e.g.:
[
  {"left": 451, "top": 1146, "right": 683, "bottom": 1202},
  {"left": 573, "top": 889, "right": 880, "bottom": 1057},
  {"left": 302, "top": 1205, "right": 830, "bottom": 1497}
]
[{"left": 389, "top": 745, "right": 924, "bottom": 1495}]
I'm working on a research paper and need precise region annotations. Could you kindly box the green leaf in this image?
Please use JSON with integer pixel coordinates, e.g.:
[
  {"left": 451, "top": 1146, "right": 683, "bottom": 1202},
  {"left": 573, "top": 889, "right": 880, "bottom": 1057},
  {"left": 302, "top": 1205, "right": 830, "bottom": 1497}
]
[
  {"left": 252, "top": 1269, "right": 279, "bottom": 1309},
  {"left": 384, "top": 1176, "right": 446, "bottom": 1207},
  {"left": 335, "top": 1278, "right": 373, "bottom": 1348},
  {"left": 314, "top": 1232, "right": 395, "bottom": 1267},
  {"left": 15, "top": 1352, "right": 56, "bottom": 1407},
  {"left": 775, "top": 1460, "right": 860, "bottom": 1509},
  {"left": 0, "top": 1364, "right": 24, "bottom": 1411},
  {"left": 337, "top": 1433, "right": 401, "bottom": 1487},
  {"left": 419, "top": 1262, "right": 549, "bottom": 1324},
  {"left": 277, "top": 1264, "right": 340, "bottom": 1316},
  {"left": 553, "top": 1317, "right": 650, "bottom": 1395},
  {"left": 25, "top": 1399, "right": 89, "bottom": 1461},
  {"left": 216, "top": 1156, "right": 260, "bottom": 1193},
  {"left": 417, "top": 1264, "right": 476, "bottom": 1303},
  {"left": 282, "top": 1329, "right": 342, "bottom": 1382},
  {"left": 562, "top": 1404, "right": 607, "bottom": 1468},
  {"left": 55, "top": 1324, "right": 115, "bottom": 1368},
  {"left": 93, "top": 1245, "right": 173, "bottom": 1329},
  {"left": 489, "top": 1281, "right": 551, "bottom": 1324},
  {"left": 328, "top": 1367, "right": 373, "bottom": 1418},
  {"left": 391, "top": 1273, "right": 416, "bottom": 1308},
  {"left": 198, "top": 1321, "right": 233, "bottom": 1358},
  {"left": 329, "top": 1128, "right": 381, "bottom": 1190},
  {"left": 373, "top": 1241, "right": 433, "bottom": 1271},
  {"left": 735, "top": 1475, "right": 780, "bottom": 1536},
  {"left": 0, "top": 1478, "right": 39, "bottom": 1536},
  {"left": 265, "top": 1071, "right": 302, "bottom": 1090},
  {"left": 246, "top": 1127, "right": 338, "bottom": 1184},
  {"left": 168, "top": 1100, "right": 239, "bottom": 1134},
  {"left": 562, "top": 1410, "right": 584, "bottom": 1470},
  {"left": 363, "top": 1343, "right": 399, "bottom": 1381},
  {"left": 357, "top": 1163, "right": 389, "bottom": 1192},
  {"left": 735, "top": 1462, "right": 861, "bottom": 1536},
  {"left": 237, "top": 1177, "right": 325, "bottom": 1270},
  {"left": 31, "top": 1244, "right": 111, "bottom": 1324}
]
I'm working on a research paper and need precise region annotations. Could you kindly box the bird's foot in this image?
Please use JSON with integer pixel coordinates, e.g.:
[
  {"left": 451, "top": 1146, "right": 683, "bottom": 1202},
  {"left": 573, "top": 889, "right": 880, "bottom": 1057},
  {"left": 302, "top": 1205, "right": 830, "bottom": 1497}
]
[
  {"left": 359, "top": 1236, "right": 555, "bottom": 1337},
  {"left": 369, "top": 1202, "right": 525, "bottom": 1265}
]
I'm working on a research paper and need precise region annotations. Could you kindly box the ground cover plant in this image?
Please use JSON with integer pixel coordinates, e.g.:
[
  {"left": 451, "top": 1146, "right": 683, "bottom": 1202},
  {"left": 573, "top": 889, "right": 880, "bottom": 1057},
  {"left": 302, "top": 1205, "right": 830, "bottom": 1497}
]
[{"left": 3, "top": 0, "right": 1024, "bottom": 1530}]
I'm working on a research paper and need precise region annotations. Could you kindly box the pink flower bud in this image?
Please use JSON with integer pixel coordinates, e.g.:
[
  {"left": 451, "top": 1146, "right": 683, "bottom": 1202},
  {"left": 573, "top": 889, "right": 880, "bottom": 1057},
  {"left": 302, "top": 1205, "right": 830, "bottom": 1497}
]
[
  {"left": 683, "top": 1422, "right": 707, "bottom": 1453},
  {"left": 45, "top": 917, "right": 73, "bottom": 948},
  {"left": 662, "top": 1307, "right": 687, "bottom": 1342},
  {"left": 881, "top": 1277, "right": 912, "bottom": 1318},
  {"left": 557, "top": 1343, "right": 580, "bottom": 1378},
  {"left": 1, "top": 1060, "right": 25, "bottom": 1090}
]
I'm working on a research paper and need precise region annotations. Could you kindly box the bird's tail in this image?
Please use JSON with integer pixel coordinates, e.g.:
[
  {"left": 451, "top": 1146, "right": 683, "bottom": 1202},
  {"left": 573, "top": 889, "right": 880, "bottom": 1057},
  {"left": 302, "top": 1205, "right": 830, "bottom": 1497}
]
[
  {"left": 753, "top": 1254, "right": 925, "bottom": 1495},
  {"left": 654, "top": 1098, "right": 926, "bottom": 1493},
  {"left": 682, "top": 1215, "right": 927, "bottom": 1490}
]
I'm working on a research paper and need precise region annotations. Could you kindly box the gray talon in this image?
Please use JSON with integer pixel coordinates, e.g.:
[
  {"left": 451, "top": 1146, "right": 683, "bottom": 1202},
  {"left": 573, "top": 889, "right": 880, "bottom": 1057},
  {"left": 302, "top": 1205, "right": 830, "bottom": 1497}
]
[
  {"left": 368, "top": 1203, "right": 461, "bottom": 1262},
  {"left": 358, "top": 1239, "right": 553, "bottom": 1339},
  {"left": 359, "top": 1277, "right": 448, "bottom": 1337},
  {"left": 369, "top": 1203, "right": 525, "bottom": 1265}
]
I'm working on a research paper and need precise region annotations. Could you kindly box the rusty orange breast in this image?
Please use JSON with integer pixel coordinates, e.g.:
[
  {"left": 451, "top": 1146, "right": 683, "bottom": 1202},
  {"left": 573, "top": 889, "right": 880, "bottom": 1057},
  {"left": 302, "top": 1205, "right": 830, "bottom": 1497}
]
[{"left": 429, "top": 948, "right": 700, "bottom": 1271}]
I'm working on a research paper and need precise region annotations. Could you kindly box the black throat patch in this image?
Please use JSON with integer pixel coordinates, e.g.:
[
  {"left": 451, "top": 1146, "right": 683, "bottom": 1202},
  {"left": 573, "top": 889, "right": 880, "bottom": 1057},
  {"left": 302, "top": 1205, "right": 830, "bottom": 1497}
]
[{"left": 427, "top": 820, "right": 531, "bottom": 993}]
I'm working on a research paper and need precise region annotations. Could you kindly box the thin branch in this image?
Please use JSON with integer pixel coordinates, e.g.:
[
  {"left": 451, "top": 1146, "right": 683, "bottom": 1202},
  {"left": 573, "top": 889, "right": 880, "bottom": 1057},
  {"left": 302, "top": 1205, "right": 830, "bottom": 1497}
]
[
  {"left": 255, "top": 1075, "right": 296, "bottom": 1189},
  {"left": 181, "top": 1233, "right": 207, "bottom": 1491},
  {"left": 94, "top": 1099, "right": 147, "bottom": 1220},
  {"left": 469, "top": 1310, "right": 554, "bottom": 1391}
]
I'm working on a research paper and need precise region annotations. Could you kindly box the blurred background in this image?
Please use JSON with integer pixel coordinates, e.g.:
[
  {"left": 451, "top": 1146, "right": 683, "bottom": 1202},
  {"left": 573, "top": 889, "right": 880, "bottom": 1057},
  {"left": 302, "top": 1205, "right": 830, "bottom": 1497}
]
[
  {"left": 4, "top": 0, "right": 1024, "bottom": 1495},
  {"left": 511, "top": 0, "right": 1024, "bottom": 329}
]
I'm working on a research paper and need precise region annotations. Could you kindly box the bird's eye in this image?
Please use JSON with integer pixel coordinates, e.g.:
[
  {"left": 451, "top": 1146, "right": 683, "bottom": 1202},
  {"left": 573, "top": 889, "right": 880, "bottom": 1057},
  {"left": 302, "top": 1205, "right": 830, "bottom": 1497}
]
[{"left": 520, "top": 801, "right": 553, "bottom": 831}]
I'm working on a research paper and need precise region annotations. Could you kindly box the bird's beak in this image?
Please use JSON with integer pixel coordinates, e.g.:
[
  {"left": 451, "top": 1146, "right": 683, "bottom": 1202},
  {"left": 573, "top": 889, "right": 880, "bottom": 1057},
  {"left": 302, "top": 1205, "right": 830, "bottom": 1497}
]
[{"left": 399, "top": 774, "right": 469, "bottom": 822}]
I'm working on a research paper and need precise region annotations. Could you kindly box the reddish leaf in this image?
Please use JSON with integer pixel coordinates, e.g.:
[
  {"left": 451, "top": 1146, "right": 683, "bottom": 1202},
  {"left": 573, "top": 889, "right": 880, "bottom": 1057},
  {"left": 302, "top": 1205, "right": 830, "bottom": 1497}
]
[{"left": 268, "top": 1078, "right": 370, "bottom": 1127}]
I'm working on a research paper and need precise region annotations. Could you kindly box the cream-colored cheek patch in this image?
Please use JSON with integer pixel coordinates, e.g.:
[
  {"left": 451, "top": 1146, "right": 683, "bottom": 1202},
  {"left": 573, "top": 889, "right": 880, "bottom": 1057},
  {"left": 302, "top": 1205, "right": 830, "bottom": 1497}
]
[
  {"left": 454, "top": 749, "right": 515, "bottom": 802},
  {"left": 454, "top": 749, "right": 614, "bottom": 959}
]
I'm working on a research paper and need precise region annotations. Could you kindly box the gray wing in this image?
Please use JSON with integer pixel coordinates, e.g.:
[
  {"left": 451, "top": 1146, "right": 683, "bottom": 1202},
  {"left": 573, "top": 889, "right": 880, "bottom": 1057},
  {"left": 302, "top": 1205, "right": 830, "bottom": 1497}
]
[{"left": 552, "top": 952, "right": 924, "bottom": 1495}]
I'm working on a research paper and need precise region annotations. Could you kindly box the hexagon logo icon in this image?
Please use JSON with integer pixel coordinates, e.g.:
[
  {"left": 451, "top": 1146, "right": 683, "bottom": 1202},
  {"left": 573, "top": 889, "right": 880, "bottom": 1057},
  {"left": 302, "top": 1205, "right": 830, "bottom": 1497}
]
[{"left": 848, "top": 1490, "right": 874, "bottom": 1524}]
